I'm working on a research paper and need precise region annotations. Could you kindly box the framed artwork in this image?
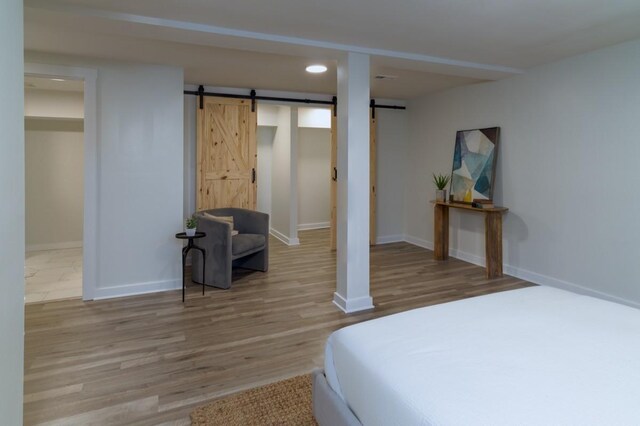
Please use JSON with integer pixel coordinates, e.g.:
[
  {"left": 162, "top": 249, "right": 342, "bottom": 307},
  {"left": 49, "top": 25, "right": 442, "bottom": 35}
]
[{"left": 450, "top": 127, "right": 500, "bottom": 202}]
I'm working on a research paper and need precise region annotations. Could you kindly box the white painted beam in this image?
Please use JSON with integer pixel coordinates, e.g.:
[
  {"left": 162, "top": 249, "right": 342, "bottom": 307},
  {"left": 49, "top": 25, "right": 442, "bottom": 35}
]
[{"left": 334, "top": 52, "right": 374, "bottom": 314}]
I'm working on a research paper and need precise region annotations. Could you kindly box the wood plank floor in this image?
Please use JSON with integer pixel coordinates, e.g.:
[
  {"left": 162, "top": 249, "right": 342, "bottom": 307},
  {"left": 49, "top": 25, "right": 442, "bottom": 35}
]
[{"left": 24, "top": 229, "right": 531, "bottom": 425}]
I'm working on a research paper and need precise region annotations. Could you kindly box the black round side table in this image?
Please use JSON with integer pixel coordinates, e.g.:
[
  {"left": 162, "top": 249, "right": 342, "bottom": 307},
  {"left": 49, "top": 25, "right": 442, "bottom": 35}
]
[{"left": 175, "top": 232, "right": 206, "bottom": 302}]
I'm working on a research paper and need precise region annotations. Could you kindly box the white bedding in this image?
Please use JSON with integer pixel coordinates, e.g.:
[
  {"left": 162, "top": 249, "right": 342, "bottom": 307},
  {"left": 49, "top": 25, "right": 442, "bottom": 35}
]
[{"left": 325, "top": 286, "right": 640, "bottom": 426}]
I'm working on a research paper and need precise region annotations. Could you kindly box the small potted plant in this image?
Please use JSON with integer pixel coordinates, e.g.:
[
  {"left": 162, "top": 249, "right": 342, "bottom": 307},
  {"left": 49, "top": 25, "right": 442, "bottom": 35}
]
[
  {"left": 433, "top": 173, "right": 451, "bottom": 202},
  {"left": 185, "top": 214, "right": 198, "bottom": 237}
]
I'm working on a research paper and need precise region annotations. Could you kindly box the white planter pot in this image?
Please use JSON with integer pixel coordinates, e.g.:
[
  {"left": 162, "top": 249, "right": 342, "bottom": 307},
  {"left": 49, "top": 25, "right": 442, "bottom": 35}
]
[
  {"left": 185, "top": 228, "right": 196, "bottom": 237},
  {"left": 435, "top": 189, "right": 447, "bottom": 202}
]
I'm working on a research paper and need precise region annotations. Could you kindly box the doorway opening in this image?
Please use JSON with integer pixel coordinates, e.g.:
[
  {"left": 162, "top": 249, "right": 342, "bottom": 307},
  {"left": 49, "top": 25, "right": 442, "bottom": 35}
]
[
  {"left": 24, "top": 77, "right": 85, "bottom": 303},
  {"left": 296, "top": 107, "right": 332, "bottom": 242},
  {"left": 24, "top": 63, "right": 98, "bottom": 302},
  {"left": 255, "top": 105, "right": 332, "bottom": 246}
]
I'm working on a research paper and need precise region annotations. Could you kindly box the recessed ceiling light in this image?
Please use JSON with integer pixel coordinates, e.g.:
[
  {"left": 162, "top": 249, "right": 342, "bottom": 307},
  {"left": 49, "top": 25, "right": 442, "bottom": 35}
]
[
  {"left": 51, "top": 78, "right": 65, "bottom": 82},
  {"left": 306, "top": 65, "right": 327, "bottom": 74}
]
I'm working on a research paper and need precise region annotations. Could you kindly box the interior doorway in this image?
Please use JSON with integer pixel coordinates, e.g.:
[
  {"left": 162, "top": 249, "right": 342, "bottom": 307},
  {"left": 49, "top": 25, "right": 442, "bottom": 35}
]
[
  {"left": 255, "top": 105, "right": 333, "bottom": 246},
  {"left": 296, "top": 107, "right": 332, "bottom": 239},
  {"left": 24, "top": 76, "right": 85, "bottom": 303},
  {"left": 24, "top": 63, "right": 98, "bottom": 302}
]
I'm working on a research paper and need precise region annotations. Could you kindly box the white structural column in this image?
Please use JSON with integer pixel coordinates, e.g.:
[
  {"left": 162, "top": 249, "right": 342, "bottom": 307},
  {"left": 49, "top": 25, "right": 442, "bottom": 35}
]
[
  {"left": 0, "top": 0, "right": 25, "bottom": 423},
  {"left": 288, "top": 107, "right": 300, "bottom": 244},
  {"left": 334, "top": 52, "right": 374, "bottom": 313}
]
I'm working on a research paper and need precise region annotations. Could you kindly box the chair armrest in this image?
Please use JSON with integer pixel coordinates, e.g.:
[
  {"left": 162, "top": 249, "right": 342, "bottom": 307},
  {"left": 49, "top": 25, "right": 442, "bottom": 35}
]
[{"left": 232, "top": 209, "right": 269, "bottom": 236}]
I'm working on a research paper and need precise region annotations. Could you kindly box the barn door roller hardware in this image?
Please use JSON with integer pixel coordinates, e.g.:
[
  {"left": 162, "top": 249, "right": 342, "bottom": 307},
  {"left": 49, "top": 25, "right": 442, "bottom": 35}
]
[
  {"left": 185, "top": 88, "right": 406, "bottom": 113},
  {"left": 197, "top": 85, "right": 205, "bottom": 109},
  {"left": 250, "top": 89, "right": 256, "bottom": 112}
]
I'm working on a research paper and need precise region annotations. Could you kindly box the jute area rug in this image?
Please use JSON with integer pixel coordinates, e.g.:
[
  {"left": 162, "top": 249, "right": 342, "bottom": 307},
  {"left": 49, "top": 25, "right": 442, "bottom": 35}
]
[{"left": 190, "top": 374, "right": 318, "bottom": 426}]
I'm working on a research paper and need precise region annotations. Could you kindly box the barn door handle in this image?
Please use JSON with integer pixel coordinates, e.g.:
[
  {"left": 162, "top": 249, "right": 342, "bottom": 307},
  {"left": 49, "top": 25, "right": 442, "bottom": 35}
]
[
  {"left": 252, "top": 168, "right": 256, "bottom": 183},
  {"left": 332, "top": 167, "right": 337, "bottom": 181}
]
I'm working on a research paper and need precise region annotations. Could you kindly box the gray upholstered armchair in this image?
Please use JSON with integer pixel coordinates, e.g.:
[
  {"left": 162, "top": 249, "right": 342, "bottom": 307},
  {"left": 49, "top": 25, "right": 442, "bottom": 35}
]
[{"left": 192, "top": 208, "right": 269, "bottom": 289}]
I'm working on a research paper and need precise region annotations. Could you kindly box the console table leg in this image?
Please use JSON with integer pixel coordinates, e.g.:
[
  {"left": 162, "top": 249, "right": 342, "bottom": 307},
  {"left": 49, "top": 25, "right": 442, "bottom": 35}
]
[
  {"left": 434, "top": 204, "right": 449, "bottom": 260},
  {"left": 485, "top": 212, "right": 503, "bottom": 278}
]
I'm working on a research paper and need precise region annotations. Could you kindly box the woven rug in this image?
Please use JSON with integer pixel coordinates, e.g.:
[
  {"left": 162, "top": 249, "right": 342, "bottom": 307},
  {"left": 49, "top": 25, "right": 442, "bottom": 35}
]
[{"left": 190, "top": 374, "right": 317, "bottom": 426}]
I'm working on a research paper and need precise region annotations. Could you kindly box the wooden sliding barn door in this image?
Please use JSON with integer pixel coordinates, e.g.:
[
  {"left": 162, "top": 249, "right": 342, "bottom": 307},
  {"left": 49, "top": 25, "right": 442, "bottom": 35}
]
[
  {"left": 369, "top": 112, "right": 377, "bottom": 246},
  {"left": 330, "top": 113, "right": 338, "bottom": 250},
  {"left": 196, "top": 97, "right": 257, "bottom": 211},
  {"left": 329, "top": 111, "right": 377, "bottom": 250}
]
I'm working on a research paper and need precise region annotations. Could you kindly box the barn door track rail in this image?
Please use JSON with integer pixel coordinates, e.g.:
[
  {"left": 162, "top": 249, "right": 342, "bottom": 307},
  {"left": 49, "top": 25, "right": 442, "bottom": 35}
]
[{"left": 184, "top": 86, "right": 406, "bottom": 117}]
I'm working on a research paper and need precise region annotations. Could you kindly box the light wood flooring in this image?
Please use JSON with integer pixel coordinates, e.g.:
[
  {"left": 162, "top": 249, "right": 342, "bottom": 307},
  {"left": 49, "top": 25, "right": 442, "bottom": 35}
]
[{"left": 24, "top": 229, "right": 531, "bottom": 425}]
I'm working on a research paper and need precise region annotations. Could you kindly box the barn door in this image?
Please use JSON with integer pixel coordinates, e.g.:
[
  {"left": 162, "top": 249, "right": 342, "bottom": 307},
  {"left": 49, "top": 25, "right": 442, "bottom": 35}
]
[
  {"left": 329, "top": 111, "right": 376, "bottom": 250},
  {"left": 330, "top": 113, "right": 338, "bottom": 250},
  {"left": 196, "top": 96, "right": 257, "bottom": 211},
  {"left": 369, "top": 111, "right": 377, "bottom": 246}
]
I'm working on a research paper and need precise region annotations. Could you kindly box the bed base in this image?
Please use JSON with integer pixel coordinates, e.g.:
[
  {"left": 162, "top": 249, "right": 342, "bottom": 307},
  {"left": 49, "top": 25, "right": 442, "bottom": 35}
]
[{"left": 312, "top": 368, "right": 363, "bottom": 426}]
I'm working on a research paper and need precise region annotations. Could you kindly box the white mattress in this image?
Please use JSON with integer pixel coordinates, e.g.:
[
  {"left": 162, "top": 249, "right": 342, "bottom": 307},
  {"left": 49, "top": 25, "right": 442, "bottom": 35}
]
[{"left": 325, "top": 286, "right": 640, "bottom": 426}]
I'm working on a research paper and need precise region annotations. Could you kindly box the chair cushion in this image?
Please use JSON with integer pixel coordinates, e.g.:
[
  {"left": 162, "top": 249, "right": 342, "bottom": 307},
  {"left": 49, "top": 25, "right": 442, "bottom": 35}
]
[
  {"left": 232, "top": 233, "right": 266, "bottom": 257},
  {"left": 203, "top": 213, "right": 234, "bottom": 227}
]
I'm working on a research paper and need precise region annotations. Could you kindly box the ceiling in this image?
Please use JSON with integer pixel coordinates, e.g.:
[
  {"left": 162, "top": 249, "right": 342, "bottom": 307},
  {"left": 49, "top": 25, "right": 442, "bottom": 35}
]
[{"left": 24, "top": 0, "right": 640, "bottom": 99}]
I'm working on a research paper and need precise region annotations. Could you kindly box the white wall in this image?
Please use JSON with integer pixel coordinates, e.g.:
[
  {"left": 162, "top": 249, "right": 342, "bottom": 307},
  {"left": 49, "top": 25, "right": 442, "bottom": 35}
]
[
  {"left": 96, "top": 64, "right": 184, "bottom": 298},
  {"left": 298, "top": 107, "right": 331, "bottom": 128},
  {"left": 297, "top": 127, "right": 331, "bottom": 229},
  {"left": 270, "top": 106, "right": 300, "bottom": 244},
  {"left": 0, "top": 0, "right": 24, "bottom": 422},
  {"left": 184, "top": 94, "right": 197, "bottom": 220},
  {"left": 258, "top": 104, "right": 280, "bottom": 126},
  {"left": 256, "top": 104, "right": 280, "bottom": 219},
  {"left": 257, "top": 126, "right": 276, "bottom": 217},
  {"left": 405, "top": 38, "right": 640, "bottom": 307},
  {"left": 24, "top": 88, "right": 84, "bottom": 119},
  {"left": 25, "top": 123, "right": 84, "bottom": 250},
  {"left": 375, "top": 109, "right": 409, "bottom": 242}
]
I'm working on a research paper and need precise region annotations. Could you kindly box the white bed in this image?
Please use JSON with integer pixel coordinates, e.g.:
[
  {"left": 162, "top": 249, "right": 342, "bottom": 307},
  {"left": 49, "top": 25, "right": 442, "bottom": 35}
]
[{"left": 323, "top": 286, "right": 640, "bottom": 425}]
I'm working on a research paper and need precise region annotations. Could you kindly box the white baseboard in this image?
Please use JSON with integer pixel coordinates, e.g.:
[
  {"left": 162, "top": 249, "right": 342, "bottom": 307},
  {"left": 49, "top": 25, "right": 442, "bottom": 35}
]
[
  {"left": 503, "top": 263, "right": 640, "bottom": 310},
  {"left": 402, "top": 234, "right": 640, "bottom": 310},
  {"left": 92, "top": 278, "right": 181, "bottom": 300},
  {"left": 298, "top": 222, "right": 330, "bottom": 231},
  {"left": 333, "top": 292, "right": 374, "bottom": 314},
  {"left": 27, "top": 241, "right": 83, "bottom": 252},
  {"left": 449, "top": 247, "right": 486, "bottom": 268},
  {"left": 270, "top": 228, "right": 300, "bottom": 246},
  {"left": 403, "top": 235, "right": 433, "bottom": 250},
  {"left": 375, "top": 234, "right": 405, "bottom": 245}
]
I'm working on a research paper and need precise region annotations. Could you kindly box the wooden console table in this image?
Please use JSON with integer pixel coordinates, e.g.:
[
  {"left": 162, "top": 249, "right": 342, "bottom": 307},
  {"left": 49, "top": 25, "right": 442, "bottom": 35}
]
[{"left": 432, "top": 201, "right": 508, "bottom": 279}]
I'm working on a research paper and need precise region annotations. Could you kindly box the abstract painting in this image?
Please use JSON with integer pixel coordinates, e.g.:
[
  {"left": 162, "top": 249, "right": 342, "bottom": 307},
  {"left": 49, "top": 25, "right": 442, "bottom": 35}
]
[{"left": 450, "top": 127, "right": 500, "bottom": 202}]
